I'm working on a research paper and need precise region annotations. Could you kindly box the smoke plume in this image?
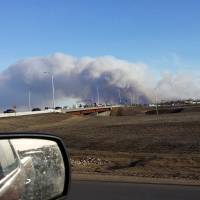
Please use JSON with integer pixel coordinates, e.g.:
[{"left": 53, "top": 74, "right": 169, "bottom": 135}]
[{"left": 0, "top": 53, "right": 199, "bottom": 110}]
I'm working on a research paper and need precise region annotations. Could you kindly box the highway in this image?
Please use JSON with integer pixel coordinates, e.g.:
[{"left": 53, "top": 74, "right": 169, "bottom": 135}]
[
  {"left": 68, "top": 181, "right": 200, "bottom": 200},
  {"left": 0, "top": 106, "right": 114, "bottom": 118}
]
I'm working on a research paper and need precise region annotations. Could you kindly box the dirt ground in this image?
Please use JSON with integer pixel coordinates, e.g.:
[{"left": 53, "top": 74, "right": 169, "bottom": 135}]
[{"left": 0, "top": 107, "right": 200, "bottom": 182}]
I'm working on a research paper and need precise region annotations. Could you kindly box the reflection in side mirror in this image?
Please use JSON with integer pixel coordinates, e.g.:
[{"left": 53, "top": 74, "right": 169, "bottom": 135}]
[{"left": 0, "top": 137, "right": 69, "bottom": 200}]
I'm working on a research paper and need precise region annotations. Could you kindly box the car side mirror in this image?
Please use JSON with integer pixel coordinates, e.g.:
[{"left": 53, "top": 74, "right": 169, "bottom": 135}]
[{"left": 0, "top": 133, "right": 70, "bottom": 200}]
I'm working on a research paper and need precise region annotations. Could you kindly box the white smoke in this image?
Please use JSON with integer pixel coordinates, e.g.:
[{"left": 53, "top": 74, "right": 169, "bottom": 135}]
[{"left": 0, "top": 53, "right": 199, "bottom": 110}]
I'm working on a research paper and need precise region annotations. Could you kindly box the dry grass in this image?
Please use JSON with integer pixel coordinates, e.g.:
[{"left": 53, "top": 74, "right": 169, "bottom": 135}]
[{"left": 0, "top": 108, "right": 200, "bottom": 180}]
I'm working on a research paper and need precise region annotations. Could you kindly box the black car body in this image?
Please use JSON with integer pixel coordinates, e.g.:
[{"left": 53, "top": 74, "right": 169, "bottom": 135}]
[
  {"left": 3, "top": 109, "right": 15, "bottom": 113},
  {"left": 32, "top": 108, "right": 41, "bottom": 111}
]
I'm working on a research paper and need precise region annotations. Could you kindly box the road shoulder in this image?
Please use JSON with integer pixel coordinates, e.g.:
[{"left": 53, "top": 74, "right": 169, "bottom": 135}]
[{"left": 72, "top": 173, "right": 200, "bottom": 186}]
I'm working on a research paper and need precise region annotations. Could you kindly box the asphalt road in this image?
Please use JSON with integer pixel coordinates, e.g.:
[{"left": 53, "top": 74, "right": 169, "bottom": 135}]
[{"left": 68, "top": 181, "right": 200, "bottom": 200}]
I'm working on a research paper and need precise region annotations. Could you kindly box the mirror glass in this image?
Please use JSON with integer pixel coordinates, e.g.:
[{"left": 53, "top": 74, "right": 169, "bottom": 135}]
[{"left": 0, "top": 138, "right": 65, "bottom": 200}]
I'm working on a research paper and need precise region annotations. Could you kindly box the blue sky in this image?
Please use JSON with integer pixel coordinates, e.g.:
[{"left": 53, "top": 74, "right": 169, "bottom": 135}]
[{"left": 0, "top": 0, "right": 200, "bottom": 74}]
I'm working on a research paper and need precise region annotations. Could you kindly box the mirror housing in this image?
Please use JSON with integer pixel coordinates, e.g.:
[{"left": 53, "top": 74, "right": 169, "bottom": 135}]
[{"left": 0, "top": 132, "right": 70, "bottom": 200}]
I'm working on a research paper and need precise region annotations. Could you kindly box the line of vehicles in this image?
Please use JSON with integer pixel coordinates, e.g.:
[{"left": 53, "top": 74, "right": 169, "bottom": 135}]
[
  {"left": 3, "top": 107, "right": 63, "bottom": 113},
  {"left": 2, "top": 103, "right": 110, "bottom": 114}
]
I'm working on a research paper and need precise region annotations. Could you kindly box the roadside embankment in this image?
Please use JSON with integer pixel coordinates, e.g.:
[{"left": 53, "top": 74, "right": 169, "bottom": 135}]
[{"left": 0, "top": 108, "right": 200, "bottom": 184}]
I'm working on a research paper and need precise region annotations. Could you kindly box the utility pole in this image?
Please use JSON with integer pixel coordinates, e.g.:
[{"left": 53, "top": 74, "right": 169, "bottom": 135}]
[
  {"left": 51, "top": 74, "right": 55, "bottom": 109},
  {"left": 132, "top": 95, "right": 134, "bottom": 106},
  {"left": 118, "top": 89, "right": 122, "bottom": 104},
  {"left": 136, "top": 94, "right": 139, "bottom": 105},
  {"left": 44, "top": 72, "right": 55, "bottom": 109},
  {"left": 96, "top": 87, "right": 100, "bottom": 105},
  {"left": 28, "top": 88, "right": 31, "bottom": 111},
  {"left": 135, "top": 92, "right": 139, "bottom": 106},
  {"left": 133, "top": 95, "right": 136, "bottom": 105},
  {"left": 130, "top": 94, "right": 133, "bottom": 106},
  {"left": 155, "top": 89, "right": 159, "bottom": 119}
]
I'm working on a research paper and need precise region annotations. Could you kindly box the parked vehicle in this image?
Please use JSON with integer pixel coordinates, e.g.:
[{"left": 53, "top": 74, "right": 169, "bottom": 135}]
[
  {"left": 32, "top": 108, "right": 41, "bottom": 111},
  {"left": 3, "top": 109, "right": 15, "bottom": 113},
  {"left": 55, "top": 107, "right": 62, "bottom": 110}
]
